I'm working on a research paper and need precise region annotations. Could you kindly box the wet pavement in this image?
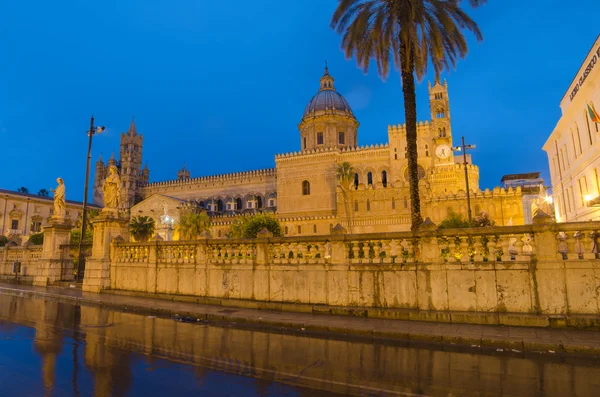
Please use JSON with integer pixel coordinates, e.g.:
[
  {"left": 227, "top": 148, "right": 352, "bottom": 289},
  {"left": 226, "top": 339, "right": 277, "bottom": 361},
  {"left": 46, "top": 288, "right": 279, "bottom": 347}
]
[{"left": 0, "top": 294, "right": 600, "bottom": 396}]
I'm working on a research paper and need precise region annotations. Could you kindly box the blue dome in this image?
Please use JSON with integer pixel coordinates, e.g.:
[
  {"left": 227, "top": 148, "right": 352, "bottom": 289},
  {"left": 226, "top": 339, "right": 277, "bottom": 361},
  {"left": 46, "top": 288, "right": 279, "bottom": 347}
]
[{"left": 303, "top": 90, "right": 353, "bottom": 116}]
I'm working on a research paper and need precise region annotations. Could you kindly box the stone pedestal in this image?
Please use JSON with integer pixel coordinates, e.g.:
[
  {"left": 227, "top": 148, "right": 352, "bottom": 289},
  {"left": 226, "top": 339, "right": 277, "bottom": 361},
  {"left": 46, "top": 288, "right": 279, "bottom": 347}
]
[
  {"left": 82, "top": 209, "right": 128, "bottom": 293},
  {"left": 34, "top": 217, "right": 73, "bottom": 286}
]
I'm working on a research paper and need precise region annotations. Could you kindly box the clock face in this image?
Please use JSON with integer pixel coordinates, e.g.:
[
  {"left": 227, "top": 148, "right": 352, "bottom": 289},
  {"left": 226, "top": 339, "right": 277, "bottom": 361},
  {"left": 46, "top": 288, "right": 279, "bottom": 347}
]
[{"left": 435, "top": 144, "right": 451, "bottom": 159}]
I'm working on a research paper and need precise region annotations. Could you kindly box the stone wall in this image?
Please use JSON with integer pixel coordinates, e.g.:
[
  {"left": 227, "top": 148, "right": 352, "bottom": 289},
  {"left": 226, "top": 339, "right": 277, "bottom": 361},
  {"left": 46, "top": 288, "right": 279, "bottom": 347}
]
[
  {"left": 0, "top": 245, "right": 42, "bottom": 282},
  {"left": 108, "top": 220, "right": 600, "bottom": 325}
]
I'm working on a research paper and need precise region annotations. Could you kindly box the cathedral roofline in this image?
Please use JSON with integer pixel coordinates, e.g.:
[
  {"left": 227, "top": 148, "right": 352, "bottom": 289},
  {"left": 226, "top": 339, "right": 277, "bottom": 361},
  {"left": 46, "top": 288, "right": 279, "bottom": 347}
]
[{"left": 143, "top": 168, "right": 277, "bottom": 188}]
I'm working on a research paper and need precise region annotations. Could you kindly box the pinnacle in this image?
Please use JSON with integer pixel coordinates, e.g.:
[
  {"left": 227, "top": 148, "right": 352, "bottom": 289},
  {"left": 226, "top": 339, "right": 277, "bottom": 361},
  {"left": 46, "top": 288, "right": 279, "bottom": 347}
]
[{"left": 128, "top": 116, "right": 137, "bottom": 135}]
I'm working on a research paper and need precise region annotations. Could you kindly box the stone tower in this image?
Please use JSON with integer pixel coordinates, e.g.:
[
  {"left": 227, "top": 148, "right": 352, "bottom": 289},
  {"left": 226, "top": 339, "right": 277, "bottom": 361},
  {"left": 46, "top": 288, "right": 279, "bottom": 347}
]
[
  {"left": 298, "top": 66, "right": 359, "bottom": 151},
  {"left": 429, "top": 79, "right": 454, "bottom": 165},
  {"left": 92, "top": 119, "right": 149, "bottom": 208},
  {"left": 177, "top": 164, "right": 190, "bottom": 180},
  {"left": 120, "top": 118, "right": 145, "bottom": 208}
]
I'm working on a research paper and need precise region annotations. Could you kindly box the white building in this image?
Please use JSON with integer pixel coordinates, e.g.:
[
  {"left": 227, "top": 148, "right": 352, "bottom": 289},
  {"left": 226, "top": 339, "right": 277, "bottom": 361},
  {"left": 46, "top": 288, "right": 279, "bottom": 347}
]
[{"left": 543, "top": 35, "right": 600, "bottom": 222}]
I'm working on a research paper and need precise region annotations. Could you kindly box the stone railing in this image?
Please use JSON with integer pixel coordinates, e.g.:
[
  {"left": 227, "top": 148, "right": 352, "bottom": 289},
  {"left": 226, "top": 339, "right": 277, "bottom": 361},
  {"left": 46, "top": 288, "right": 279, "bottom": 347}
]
[
  {"left": 0, "top": 245, "right": 44, "bottom": 281},
  {"left": 109, "top": 219, "right": 600, "bottom": 320}
]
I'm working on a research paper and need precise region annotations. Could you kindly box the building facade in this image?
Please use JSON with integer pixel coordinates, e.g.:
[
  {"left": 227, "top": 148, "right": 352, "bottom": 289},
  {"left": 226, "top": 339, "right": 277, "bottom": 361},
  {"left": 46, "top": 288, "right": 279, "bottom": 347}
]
[
  {"left": 0, "top": 189, "right": 99, "bottom": 242},
  {"left": 543, "top": 35, "right": 600, "bottom": 222},
  {"left": 96, "top": 67, "right": 525, "bottom": 238}
]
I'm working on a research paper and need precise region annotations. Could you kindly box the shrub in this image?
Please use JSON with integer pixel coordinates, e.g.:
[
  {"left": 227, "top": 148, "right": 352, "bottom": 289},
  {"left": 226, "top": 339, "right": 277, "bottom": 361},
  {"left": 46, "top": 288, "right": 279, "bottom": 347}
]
[
  {"left": 439, "top": 210, "right": 496, "bottom": 229},
  {"left": 241, "top": 214, "right": 282, "bottom": 238},
  {"left": 28, "top": 233, "right": 44, "bottom": 245},
  {"left": 0, "top": 236, "right": 8, "bottom": 247},
  {"left": 70, "top": 229, "right": 93, "bottom": 244}
]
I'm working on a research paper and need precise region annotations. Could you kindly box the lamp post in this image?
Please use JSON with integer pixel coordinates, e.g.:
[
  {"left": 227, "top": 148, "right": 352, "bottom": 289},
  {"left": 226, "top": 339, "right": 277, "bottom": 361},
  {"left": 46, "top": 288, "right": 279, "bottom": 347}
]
[
  {"left": 452, "top": 136, "right": 476, "bottom": 223},
  {"left": 76, "top": 116, "right": 104, "bottom": 282}
]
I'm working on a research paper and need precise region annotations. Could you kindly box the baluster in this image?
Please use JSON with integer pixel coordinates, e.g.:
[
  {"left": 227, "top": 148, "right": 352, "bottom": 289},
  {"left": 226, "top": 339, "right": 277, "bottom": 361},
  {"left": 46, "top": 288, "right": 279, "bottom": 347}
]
[
  {"left": 514, "top": 235, "right": 527, "bottom": 261},
  {"left": 372, "top": 241, "right": 382, "bottom": 263},
  {"left": 309, "top": 244, "right": 318, "bottom": 263},
  {"left": 459, "top": 236, "right": 470, "bottom": 263},
  {"left": 360, "top": 241, "right": 369, "bottom": 262},
  {"left": 582, "top": 232, "right": 596, "bottom": 259},
  {"left": 351, "top": 241, "right": 360, "bottom": 263},
  {"left": 473, "top": 235, "right": 484, "bottom": 262},
  {"left": 406, "top": 239, "right": 416, "bottom": 263},
  {"left": 565, "top": 232, "right": 579, "bottom": 260},
  {"left": 273, "top": 244, "right": 282, "bottom": 263},
  {"left": 500, "top": 235, "right": 512, "bottom": 262},
  {"left": 447, "top": 238, "right": 458, "bottom": 263},
  {"left": 380, "top": 240, "right": 392, "bottom": 264},
  {"left": 298, "top": 242, "right": 308, "bottom": 263}
]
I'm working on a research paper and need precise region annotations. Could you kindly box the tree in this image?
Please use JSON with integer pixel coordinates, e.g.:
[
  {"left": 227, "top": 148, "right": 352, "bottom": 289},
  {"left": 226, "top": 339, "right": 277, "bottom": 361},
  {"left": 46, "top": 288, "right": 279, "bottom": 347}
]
[
  {"left": 129, "top": 216, "right": 156, "bottom": 242},
  {"left": 331, "top": 0, "right": 485, "bottom": 230},
  {"left": 177, "top": 212, "right": 211, "bottom": 240},
  {"left": 28, "top": 233, "right": 44, "bottom": 245},
  {"left": 336, "top": 162, "right": 354, "bottom": 232},
  {"left": 336, "top": 162, "right": 354, "bottom": 188},
  {"left": 439, "top": 209, "right": 496, "bottom": 229},
  {"left": 70, "top": 229, "right": 93, "bottom": 244},
  {"left": 240, "top": 213, "right": 282, "bottom": 238},
  {"left": 229, "top": 216, "right": 251, "bottom": 239},
  {"left": 17, "top": 187, "right": 29, "bottom": 194},
  {"left": 37, "top": 189, "right": 50, "bottom": 197}
]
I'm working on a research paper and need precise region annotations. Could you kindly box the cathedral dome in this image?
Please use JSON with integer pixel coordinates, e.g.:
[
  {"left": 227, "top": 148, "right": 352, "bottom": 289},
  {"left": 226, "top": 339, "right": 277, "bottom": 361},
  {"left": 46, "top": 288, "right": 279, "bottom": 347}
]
[{"left": 302, "top": 66, "right": 354, "bottom": 118}]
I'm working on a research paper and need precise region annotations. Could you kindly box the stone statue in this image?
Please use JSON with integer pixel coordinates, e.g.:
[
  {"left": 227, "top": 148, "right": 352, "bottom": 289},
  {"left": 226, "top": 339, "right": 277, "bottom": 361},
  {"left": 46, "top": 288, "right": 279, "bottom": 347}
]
[
  {"left": 102, "top": 165, "right": 121, "bottom": 209},
  {"left": 50, "top": 178, "right": 66, "bottom": 218}
]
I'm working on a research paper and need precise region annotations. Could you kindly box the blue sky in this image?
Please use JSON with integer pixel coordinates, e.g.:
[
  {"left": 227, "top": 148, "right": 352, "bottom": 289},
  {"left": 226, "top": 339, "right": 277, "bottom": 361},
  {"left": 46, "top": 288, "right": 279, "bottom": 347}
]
[{"left": 0, "top": 0, "right": 598, "bottom": 200}]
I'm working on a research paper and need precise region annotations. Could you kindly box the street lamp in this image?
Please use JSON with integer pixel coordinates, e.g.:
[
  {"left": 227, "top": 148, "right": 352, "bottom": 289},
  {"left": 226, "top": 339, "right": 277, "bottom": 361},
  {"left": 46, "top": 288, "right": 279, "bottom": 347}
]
[
  {"left": 76, "top": 115, "right": 105, "bottom": 282},
  {"left": 452, "top": 136, "right": 477, "bottom": 223}
]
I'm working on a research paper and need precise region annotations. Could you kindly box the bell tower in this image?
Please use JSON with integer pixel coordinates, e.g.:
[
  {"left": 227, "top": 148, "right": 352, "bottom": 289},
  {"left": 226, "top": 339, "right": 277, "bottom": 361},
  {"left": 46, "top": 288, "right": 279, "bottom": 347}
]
[
  {"left": 119, "top": 117, "right": 145, "bottom": 208},
  {"left": 429, "top": 79, "right": 454, "bottom": 165}
]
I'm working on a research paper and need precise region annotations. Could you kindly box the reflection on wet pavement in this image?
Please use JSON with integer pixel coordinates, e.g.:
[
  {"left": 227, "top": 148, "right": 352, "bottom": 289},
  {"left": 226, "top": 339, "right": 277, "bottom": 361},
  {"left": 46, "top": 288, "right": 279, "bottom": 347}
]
[{"left": 0, "top": 294, "right": 599, "bottom": 397}]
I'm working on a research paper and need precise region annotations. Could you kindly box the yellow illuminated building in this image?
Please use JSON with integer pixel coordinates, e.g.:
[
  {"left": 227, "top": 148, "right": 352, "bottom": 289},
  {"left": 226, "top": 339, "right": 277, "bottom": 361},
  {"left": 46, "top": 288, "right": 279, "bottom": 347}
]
[{"left": 95, "top": 67, "right": 525, "bottom": 238}]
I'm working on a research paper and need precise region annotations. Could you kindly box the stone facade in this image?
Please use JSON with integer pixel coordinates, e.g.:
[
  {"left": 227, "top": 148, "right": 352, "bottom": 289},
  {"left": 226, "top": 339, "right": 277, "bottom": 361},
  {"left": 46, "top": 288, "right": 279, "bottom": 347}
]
[
  {"left": 0, "top": 189, "right": 99, "bottom": 241},
  {"left": 95, "top": 68, "right": 525, "bottom": 237},
  {"left": 544, "top": 34, "right": 600, "bottom": 222}
]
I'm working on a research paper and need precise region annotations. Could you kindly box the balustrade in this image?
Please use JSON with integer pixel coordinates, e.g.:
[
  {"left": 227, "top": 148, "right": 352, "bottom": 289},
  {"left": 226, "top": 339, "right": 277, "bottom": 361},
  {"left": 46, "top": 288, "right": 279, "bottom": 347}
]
[
  {"left": 269, "top": 241, "right": 329, "bottom": 264},
  {"left": 207, "top": 242, "right": 256, "bottom": 264}
]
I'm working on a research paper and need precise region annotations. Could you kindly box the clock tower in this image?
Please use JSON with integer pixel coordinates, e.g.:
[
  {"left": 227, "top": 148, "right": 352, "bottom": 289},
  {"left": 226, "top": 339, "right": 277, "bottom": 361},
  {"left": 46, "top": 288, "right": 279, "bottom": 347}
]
[{"left": 429, "top": 79, "right": 454, "bottom": 165}]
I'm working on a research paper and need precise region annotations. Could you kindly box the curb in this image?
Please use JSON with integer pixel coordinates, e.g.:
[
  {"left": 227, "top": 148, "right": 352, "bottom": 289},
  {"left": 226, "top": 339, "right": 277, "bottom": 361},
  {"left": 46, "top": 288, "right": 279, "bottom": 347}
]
[{"left": 0, "top": 286, "right": 598, "bottom": 358}]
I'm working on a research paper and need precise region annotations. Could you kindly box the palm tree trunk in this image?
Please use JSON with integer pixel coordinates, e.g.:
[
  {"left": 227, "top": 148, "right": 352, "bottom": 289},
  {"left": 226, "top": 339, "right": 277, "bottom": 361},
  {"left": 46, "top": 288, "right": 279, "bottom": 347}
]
[{"left": 399, "top": 41, "right": 423, "bottom": 231}]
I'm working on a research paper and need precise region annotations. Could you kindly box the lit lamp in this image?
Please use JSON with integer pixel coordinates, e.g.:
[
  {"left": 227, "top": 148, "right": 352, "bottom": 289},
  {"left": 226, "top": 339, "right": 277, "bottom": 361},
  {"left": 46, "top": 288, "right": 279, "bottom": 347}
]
[
  {"left": 452, "top": 136, "right": 476, "bottom": 223},
  {"left": 544, "top": 195, "right": 553, "bottom": 204},
  {"left": 584, "top": 195, "right": 593, "bottom": 206}
]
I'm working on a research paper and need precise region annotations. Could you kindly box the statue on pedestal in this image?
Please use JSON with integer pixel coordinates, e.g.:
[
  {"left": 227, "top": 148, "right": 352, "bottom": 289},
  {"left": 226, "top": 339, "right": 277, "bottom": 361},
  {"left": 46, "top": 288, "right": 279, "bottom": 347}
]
[
  {"left": 50, "top": 178, "right": 66, "bottom": 219},
  {"left": 102, "top": 165, "right": 121, "bottom": 210}
]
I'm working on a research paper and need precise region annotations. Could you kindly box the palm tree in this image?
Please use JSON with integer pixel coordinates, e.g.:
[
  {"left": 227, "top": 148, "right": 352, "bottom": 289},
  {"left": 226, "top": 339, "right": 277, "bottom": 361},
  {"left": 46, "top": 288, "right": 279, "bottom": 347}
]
[
  {"left": 331, "top": 0, "right": 485, "bottom": 230},
  {"left": 129, "top": 216, "right": 156, "bottom": 242},
  {"left": 177, "top": 212, "right": 211, "bottom": 240},
  {"left": 37, "top": 189, "right": 50, "bottom": 197},
  {"left": 17, "top": 187, "right": 29, "bottom": 194},
  {"left": 336, "top": 162, "right": 354, "bottom": 231}
]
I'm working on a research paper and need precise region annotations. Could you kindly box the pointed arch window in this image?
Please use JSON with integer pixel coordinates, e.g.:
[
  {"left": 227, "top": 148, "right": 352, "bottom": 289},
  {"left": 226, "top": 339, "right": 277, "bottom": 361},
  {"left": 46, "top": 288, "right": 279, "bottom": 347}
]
[
  {"left": 354, "top": 200, "right": 358, "bottom": 212},
  {"left": 354, "top": 173, "right": 359, "bottom": 190},
  {"left": 366, "top": 199, "right": 371, "bottom": 211},
  {"left": 302, "top": 180, "right": 310, "bottom": 195},
  {"left": 303, "top": 137, "right": 307, "bottom": 150},
  {"left": 235, "top": 198, "right": 242, "bottom": 210},
  {"left": 392, "top": 197, "right": 395, "bottom": 209},
  {"left": 367, "top": 172, "right": 373, "bottom": 186},
  {"left": 313, "top": 224, "right": 317, "bottom": 233},
  {"left": 381, "top": 171, "right": 388, "bottom": 187}
]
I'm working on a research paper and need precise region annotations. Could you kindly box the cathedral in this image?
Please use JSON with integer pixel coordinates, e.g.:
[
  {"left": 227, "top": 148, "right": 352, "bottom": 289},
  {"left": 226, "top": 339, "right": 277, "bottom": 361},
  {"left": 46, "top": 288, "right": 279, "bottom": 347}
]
[{"left": 94, "top": 67, "right": 525, "bottom": 239}]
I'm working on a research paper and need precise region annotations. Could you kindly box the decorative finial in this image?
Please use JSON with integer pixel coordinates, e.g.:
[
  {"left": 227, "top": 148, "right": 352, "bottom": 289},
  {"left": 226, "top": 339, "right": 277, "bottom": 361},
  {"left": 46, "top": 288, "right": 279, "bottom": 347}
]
[{"left": 324, "top": 59, "right": 329, "bottom": 75}]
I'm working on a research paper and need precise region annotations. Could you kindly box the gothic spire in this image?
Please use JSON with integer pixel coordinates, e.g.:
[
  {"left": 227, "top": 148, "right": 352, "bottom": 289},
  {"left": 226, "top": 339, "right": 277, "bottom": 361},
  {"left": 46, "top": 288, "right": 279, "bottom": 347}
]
[
  {"left": 96, "top": 152, "right": 103, "bottom": 163},
  {"left": 128, "top": 116, "right": 137, "bottom": 136}
]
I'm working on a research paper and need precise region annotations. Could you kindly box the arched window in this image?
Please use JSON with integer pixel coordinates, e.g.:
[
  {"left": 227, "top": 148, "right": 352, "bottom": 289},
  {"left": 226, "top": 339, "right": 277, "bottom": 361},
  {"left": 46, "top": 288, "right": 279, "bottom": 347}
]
[
  {"left": 298, "top": 225, "right": 302, "bottom": 234},
  {"left": 303, "top": 137, "right": 307, "bottom": 149},
  {"left": 354, "top": 173, "right": 359, "bottom": 190},
  {"left": 235, "top": 198, "right": 242, "bottom": 210},
  {"left": 317, "top": 132, "right": 324, "bottom": 145},
  {"left": 217, "top": 199, "right": 224, "bottom": 212},
  {"left": 381, "top": 171, "right": 387, "bottom": 187},
  {"left": 366, "top": 199, "right": 371, "bottom": 211},
  {"left": 392, "top": 198, "right": 395, "bottom": 209},
  {"left": 257, "top": 196, "right": 263, "bottom": 208},
  {"left": 426, "top": 151, "right": 429, "bottom": 157},
  {"left": 354, "top": 200, "right": 358, "bottom": 212},
  {"left": 367, "top": 172, "right": 373, "bottom": 186},
  {"left": 302, "top": 180, "right": 310, "bottom": 195},
  {"left": 199, "top": 201, "right": 205, "bottom": 208},
  {"left": 285, "top": 226, "right": 288, "bottom": 234},
  {"left": 339, "top": 131, "right": 345, "bottom": 144},
  {"left": 313, "top": 224, "right": 317, "bottom": 233}
]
